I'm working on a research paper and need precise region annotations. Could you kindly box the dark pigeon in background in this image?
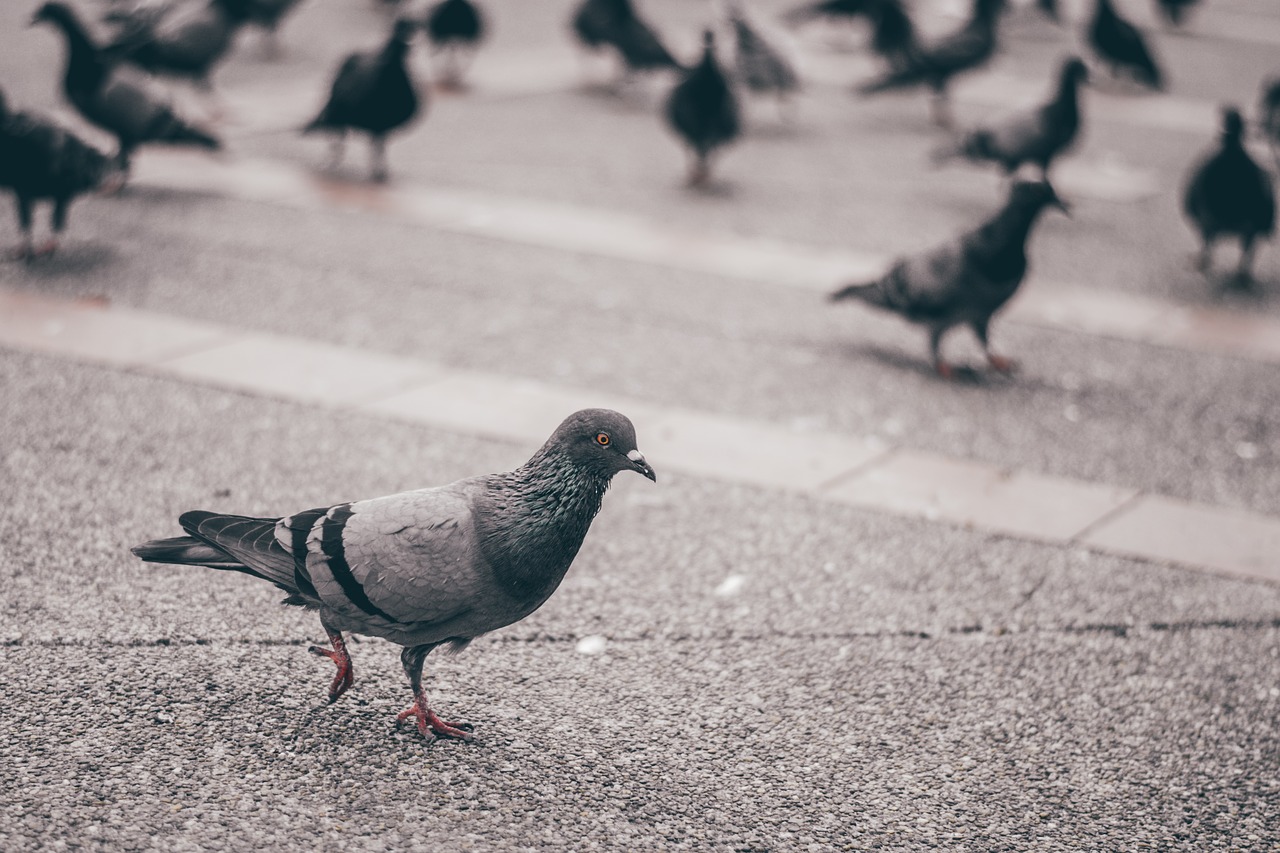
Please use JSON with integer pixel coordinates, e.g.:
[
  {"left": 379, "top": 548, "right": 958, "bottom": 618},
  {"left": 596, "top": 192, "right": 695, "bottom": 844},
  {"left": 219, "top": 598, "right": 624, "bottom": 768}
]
[
  {"left": 1182, "top": 107, "right": 1275, "bottom": 287},
  {"left": 857, "top": 0, "right": 1004, "bottom": 128},
  {"left": 665, "top": 30, "right": 741, "bottom": 187},
  {"left": 303, "top": 18, "right": 421, "bottom": 182},
  {"left": 781, "top": 0, "right": 874, "bottom": 26},
  {"left": 32, "top": 2, "right": 221, "bottom": 177},
  {"left": 728, "top": 2, "right": 799, "bottom": 108},
  {"left": 1088, "top": 0, "right": 1163, "bottom": 90},
  {"left": 244, "top": 0, "right": 307, "bottom": 57},
  {"left": 1260, "top": 77, "right": 1280, "bottom": 172},
  {"left": 0, "top": 88, "right": 113, "bottom": 260},
  {"left": 424, "top": 0, "right": 486, "bottom": 90},
  {"left": 105, "top": 0, "right": 255, "bottom": 90},
  {"left": 783, "top": 0, "right": 915, "bottom": 72},
  {"left": 1153, "top": 0, "right": 1199, "bottom": 27},
  {"left": 934, "top": 56, "right": 1088, "bottom": 179},
  {"left": 829, "top": 180, "right": 1068, "bottom": 378},
  {"left": 132, "top": 409, "right": 656, "bottom": 742},
  {"left": 571, "top": 0, "right": 683, "bottom": 82}
]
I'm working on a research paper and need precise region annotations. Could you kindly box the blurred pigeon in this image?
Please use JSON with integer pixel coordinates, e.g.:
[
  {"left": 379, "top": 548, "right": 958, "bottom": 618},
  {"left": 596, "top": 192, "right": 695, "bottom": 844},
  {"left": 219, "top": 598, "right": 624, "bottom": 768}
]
[
  {"left": 302, "top": 18, "right": 421, "bottom": 182},
  {"left": 782, "top": 0, "right": 915, "bottom": 71},
  {"left": 1153, "top": 0, "right": 1198, "bottom": 27},
  {"left": 32, "top": 2, "right": 222, "bottom": 176},
  {"left": 1182, "top": 107, "right": 1275, "bottom": 286},
  {"left": 829, "top": 180, "right": 1067, "bottom": 378},
  {"left": 665, "top": 30, "right": 741, "bottom": 186},
  {"left": 0, "top": 88, "right": 113, "bottom": 260},
  {"left": 571, "top": 0, "right": 683, "bottom": 80},
  {"left": 857, "top": 0, "right": 1004, "bottom": 128},
  {"left": 245, "top": 0, "right": 307, "bottom": 56},
  {"left": 781, "top": 0, "right": 873, "bottom": 25},
  {"left": 105, "top": 0, "right": 255, "bottom": 90},
  {"left": 1087, "top": 0, "right": 1163, "bottom": 90},
  {"left": 424, "top": 0, "right": 485, "bottom": 89},
  {"left": 1261, "top": 77, "right": 1280, "bottom": 172},
  {"left": 728, "top": 3, "right": 799, "bottom": 105},
  {"left": 934, "top": 55, "right": 1088, "bottom": 178},
  {"left": 132, "top": 409, "right": 656, "bottom": 741}
]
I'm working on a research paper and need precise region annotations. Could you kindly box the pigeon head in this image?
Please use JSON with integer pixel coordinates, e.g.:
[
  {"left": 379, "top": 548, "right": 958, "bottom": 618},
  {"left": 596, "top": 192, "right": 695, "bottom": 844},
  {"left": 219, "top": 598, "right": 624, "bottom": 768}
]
[
  {"left": 1010, "top": 179, "right": 1069, "bottom": 216},
  {"left": 540, "top": 409, "right": 656, "bottom": 483},
  {"left": 391, "top": 17, "right": 419, "bottom": 43},
  {"left": 30, "top": 1, "right": 76, "bottom": 28},
  {"left": 701, "top": 28, "right": 717, "bottom": 53},
  {"left": 1219, "top": 106, "right": 1244, "bottom": 144},
  {"left": 1061, "top": 56, "right": 1088, "bottom": 86}
]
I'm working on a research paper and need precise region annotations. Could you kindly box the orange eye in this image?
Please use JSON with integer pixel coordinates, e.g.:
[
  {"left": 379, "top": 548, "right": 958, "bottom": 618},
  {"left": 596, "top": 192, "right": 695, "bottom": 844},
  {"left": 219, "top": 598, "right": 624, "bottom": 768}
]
[{"left": 596, "top": 433, "right": 611, "bottom": 446}]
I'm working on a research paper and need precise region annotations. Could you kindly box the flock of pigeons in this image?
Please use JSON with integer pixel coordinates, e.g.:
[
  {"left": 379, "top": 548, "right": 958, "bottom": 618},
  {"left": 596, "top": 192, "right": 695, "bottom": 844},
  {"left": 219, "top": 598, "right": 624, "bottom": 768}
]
[{"left": 0, "top": 0, "right": 1277, "bottom": 373}]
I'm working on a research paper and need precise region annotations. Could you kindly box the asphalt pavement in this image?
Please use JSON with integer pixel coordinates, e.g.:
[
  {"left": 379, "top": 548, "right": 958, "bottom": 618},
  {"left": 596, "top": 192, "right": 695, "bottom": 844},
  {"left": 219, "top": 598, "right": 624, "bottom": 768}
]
[{"left": 2, "top": 0, "right": 1279, "bottom": 849}]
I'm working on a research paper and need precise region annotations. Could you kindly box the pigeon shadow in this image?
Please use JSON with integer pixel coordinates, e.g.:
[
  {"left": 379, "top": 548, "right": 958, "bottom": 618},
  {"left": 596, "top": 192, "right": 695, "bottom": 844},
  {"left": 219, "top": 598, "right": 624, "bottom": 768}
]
[
  {"left": 9, "top": 242, "right": 117, "bottom": 276},
  {"left": 833, "top": 340, "right": 1008, "bottom": 387}
]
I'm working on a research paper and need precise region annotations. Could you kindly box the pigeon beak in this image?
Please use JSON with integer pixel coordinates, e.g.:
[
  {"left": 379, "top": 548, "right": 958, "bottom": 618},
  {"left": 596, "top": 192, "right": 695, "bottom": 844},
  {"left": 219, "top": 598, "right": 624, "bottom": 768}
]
[{"left": 627, "top": 449, "right": 657, "bottom": 482}]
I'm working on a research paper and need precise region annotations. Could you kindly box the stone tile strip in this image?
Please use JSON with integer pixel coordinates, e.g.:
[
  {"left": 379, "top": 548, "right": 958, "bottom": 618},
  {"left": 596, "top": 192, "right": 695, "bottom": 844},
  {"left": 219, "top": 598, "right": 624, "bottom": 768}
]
[
  {"left": 1, "top": 287, "right": 1276, "bottom": 584},
  {"left": 130, "top": 152, "right": 1280, "bottom": 366}
]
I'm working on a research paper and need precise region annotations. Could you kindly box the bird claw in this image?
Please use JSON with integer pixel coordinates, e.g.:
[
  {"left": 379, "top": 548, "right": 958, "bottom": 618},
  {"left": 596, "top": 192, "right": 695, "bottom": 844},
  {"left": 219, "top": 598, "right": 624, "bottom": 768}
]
[
  {"left": 987, "top": 354, "right": 1017, "bottom": 374},
  {"left": 396, "top": 701, "right": 475, "bottom": 741},
  {"left": 309, "top": 644, "right": 354, "bottom": 702}
]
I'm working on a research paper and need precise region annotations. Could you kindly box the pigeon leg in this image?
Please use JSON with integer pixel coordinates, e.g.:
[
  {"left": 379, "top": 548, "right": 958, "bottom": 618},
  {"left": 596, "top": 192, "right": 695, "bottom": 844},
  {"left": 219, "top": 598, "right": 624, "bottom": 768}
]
[
  {"left": 396, "top": 644, "right": 474, "bottom": 741},
  {"left": 1234, "top": 236, "right": 1258, "bottom": 285},
  {"left": 928, "top": 326, "right": 957, "bottom": 380},
  {"left": 1194, "top": 237, "right": 1213, "bottom": 273},
  {"left": 308, "top": 619, "right": 355, "bottom": 702},
  {"left": 973, "top": 320, "right": 1016, "bottom": 374},
  {"left": 326, "top": 134, "right": 346, "bottom": 171},
  {"left": 9, "top": 196, "right": 35, "bottom": 261},
  {"left": 688, "top": 152, "right": 711, "bottom": 187},
  {"left": 370, "top": 136, "right": 389, "bottom": 183},
  {"left": 929, "top": 90, "right": 954, "bottom": 129}
]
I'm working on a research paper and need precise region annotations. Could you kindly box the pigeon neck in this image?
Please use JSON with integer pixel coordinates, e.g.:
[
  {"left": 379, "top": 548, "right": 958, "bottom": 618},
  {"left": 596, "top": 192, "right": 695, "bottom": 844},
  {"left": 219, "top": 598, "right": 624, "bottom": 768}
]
[
  {"left": 971, "top": 196, "right": 1046, "bottom": 267},
  {"left": 1054, "top": 69, "right": 1082, "bottom": 109},
  {"left": 476, "top": 453, "right": 611, "bottom": 604},
  {"left": 48, "top": 11, "right": 105, "bottom": 92}
]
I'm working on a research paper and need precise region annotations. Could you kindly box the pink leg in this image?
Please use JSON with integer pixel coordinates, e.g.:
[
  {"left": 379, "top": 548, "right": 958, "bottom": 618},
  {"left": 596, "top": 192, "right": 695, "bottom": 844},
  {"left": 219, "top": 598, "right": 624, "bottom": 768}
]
[
  {"left": 308, "top": 622, "right": 354, "bottom": 703},
  {"left": 397, "top": 644, "right": 474, "bottom": 741}
]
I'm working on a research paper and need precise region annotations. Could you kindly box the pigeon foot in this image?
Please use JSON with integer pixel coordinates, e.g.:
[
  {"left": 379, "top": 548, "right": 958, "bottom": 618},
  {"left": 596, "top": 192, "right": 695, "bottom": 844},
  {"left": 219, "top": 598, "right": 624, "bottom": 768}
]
[
  {"left": 935, "top": 360, "right": 956, "bottom": 381},
  {"left": 309, "top": 642, "right": 354, "bottom": 702},
  {"left": 987, "top": 353, "right": 1017, "bottom": 374},
  {"left": 396, "top": 700, "right": 474, "bottom": 741}
]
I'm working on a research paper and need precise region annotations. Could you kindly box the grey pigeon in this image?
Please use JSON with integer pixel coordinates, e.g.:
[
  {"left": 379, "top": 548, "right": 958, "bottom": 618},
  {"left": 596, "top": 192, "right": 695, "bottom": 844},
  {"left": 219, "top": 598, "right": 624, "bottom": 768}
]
[
  {"left": 829, "top": 180, "right": 1067, "bottom": 378},
  {"left": 0, "top": 88, "right": 114, "bottom": 260},
  {"left": 1261, "top": 77, "right": 1280, "bottom": 173},
  {"left": 571, "top": 0, "right": 683, "bottom": 81},
  {"left": 729, "top": 3, "right": 799, "bottom": 106},
  {"left": 32, "top": 2, "right": 221, "bottom": 176},
  {"left": 424, "top": 0, "right": 486, "bottom": 89},
  {"left": 1182, "top": 107, "right": 1275, "bottom": 287},
  {"left": 665, "top": 30, "right": 742, "bottom": 187},
  {"left": 132, "top": 409, "right": 656, "bottom": 741},
  {"left": 934, "top": 56, "right": 1088, "bottom": 179},
  {"left": 302, "top": 18, "right": 422, "bottom": 182},
  {"left": 105, "top": 0, "right": 255, "bottom": 90},
  {"left": 1153, "top": 0, "right": 1198, "bottom": 27},
  {"left": 1087, "top": 0, "right": 1163, "bottom": 90},
  {"left": 244, "top": 0, "right": 306, "bottom": 56},
  {"left": 784, "top": 0, "right": 916, "bottom": 72},
  {"left": 857, "top": 0, "right": 1004, "bottom": 128}
]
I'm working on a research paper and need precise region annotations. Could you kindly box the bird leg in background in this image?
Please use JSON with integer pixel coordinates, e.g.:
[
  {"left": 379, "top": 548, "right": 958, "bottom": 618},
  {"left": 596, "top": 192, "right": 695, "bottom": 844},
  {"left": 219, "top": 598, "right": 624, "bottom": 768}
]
[
  {"left": 928, "top": 326, "right": 956, "bottom": 380},
  {"left": 929, "top": 91, "right": 954, "bottom": 129},
  {"left": 326, "top": 135, "right": 346, "bottom": 171},
  {"left": 8, "top": 197, "right": 36, "bottom": 261},
  {"left": 974, "top": 320, "right": 1016, "bottom": 374},
  {"left": 687, "top": 152, "right": 711, "bottom": 187},
  {"left": 369, "top": 136, "right": 388, "bottom": 182},
  {"left": 1194, "top": 239, "right": 1213, "bottom": 273},
  {"left": 1235, "top": 237, "right": 1258, "bottom": 286},
  {"left": 308, "top": 619, "right": 355, "bottom": 702},
  {"left": 396, "top": 643, "right": 474, "bottom": 741}
]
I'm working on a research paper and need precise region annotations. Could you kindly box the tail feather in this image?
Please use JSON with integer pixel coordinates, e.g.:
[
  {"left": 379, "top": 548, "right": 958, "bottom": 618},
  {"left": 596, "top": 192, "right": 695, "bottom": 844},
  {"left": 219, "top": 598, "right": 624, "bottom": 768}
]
[
  {"left": 132, "top": 536, "right": 244, "bottom": 570},
  {"left": 829, "top": 280, "right": 885, "bottom": 304}
]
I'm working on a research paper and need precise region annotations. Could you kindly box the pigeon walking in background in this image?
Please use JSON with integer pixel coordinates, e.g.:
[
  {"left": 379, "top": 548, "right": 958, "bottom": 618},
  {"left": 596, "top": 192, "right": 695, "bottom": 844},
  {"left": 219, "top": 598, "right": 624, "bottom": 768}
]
[
  {"left": 105, "top": 0, "right": 255, "bottom": 91},
  {"left": 728, "top": 3, "right": 799, "bottom": 109},
  {"left": 783, "top": 0, "right": 915, "bottom": 71},
  {"left": 0, "top": 88, "right": 113, "bottom": 260},
  {"left": 933, "top": 56, "right": 1088, "bottom": 179},
  {"left": 1153, "top": 0, "right": 1198, "bottom": 27},
  {"left": 1260, "top": 77, "right": 1280, "bottom": 172},
  {"left": 665, "top": 30, "right": 741, "bottom": 186},
  {"left": 857, "top": 0, "right": 1004, "bottom": 128},
  {"left": 303, "top": 18, "right": 421, "bottom": 182},
  {"left": 424, "top": 0, "right": 485, "bottom": 90},
  {"left": 32, "top": 2, "right": 221, "bottom": 178},
  {"left": 1182, "top": 107, "right": 1275, "bottom": 287},
  {"left": 830, "top": 180, "right": 1068, "bottom": 378},
  {"left": 571, "top": 0, "right": 683, "bottom": 83},
  {"left": 244, "top": 0, "right": 307, "bottom": 56},
  {"left": 132, "top": 409, "right": 656, "bottom": 742},
  {"left": 1087, "top": 0, "right": 1163, "bottom": 90}
]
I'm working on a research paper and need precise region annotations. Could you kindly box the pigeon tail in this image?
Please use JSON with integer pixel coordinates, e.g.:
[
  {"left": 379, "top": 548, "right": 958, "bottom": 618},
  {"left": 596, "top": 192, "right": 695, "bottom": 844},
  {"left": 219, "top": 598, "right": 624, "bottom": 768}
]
[
  {"left": 131, "top": 536, "right": 245, "bottom": 569},
  {"left": 829, "top": 280, "right": 889, "bottom": 305}
]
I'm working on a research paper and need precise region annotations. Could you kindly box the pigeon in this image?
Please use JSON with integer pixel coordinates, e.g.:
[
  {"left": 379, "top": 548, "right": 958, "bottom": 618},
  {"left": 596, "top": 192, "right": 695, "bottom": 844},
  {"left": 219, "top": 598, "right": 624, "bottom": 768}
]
[
  {"left": 302, "top": 18, "right": 422, "bottom": 182},
  {"left": 728, "top": 3, "right": 799, "bottom": 105},
  {"left": 665, "top": 30, "right": 741, "bottom": 187},
  {"left": 131, "top": 409, "right": 656, "bottom": 742},
  {"left": 1153, "top": 0, "right": 1198, "bottom": 27},
  {"left": 857, "top": 0, "right": 1004, "bottom": 128},
  {"left": 829, "top": 180, "right": 1068, "bottom": 378},
  {"left": 105, "top": 0, "right": 255, "bottom": 90},
  {"left": 1261, "top": 77, "right": 1280, "bottom": 172},
  {"left": 0, "top": 88, "right": 113, "bottom": 260},
  {"left": 424, "top": 0, "right": 486, "bottom": 89},
  {"left": 1182, "top": 107, "right": 1275, "bottom": 286},
  {"left": 933, "top": 55, "right": 1088, "bottom": 179},
  {"left": 781, "top": 0, "right": 873, "bottom": 25},
  {"left": 32, "top": 2, "right": 222, "bottom": 176},
  {"left": 1087, "top": 0, "right": 1163, "bottom": 90},
  {"left": 244, "top": 0, "right": 307, "bottom": 56},
  {"left": 571, "top": 0, "right": 683, "bottom": 80},
  {"left": 782, "top": 0, "right": 915, "bottom": 71}
]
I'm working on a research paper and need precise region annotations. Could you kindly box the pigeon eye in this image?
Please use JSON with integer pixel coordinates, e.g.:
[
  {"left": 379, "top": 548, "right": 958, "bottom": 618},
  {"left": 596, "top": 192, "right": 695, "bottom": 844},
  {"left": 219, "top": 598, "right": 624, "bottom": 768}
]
[{"left": 596, "top": 433, "right": 611, "bottom": 446}]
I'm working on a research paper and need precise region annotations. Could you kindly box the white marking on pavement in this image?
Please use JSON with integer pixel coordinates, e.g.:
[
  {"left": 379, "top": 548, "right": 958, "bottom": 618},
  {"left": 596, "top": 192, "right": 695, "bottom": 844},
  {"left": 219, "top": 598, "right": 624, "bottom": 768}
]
[
  {"left": 130, "top": 151, "right": 1280, "bottom": 366},
  {"left": 0, "top": 287, "right": 1277, "bottom": 584}
]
